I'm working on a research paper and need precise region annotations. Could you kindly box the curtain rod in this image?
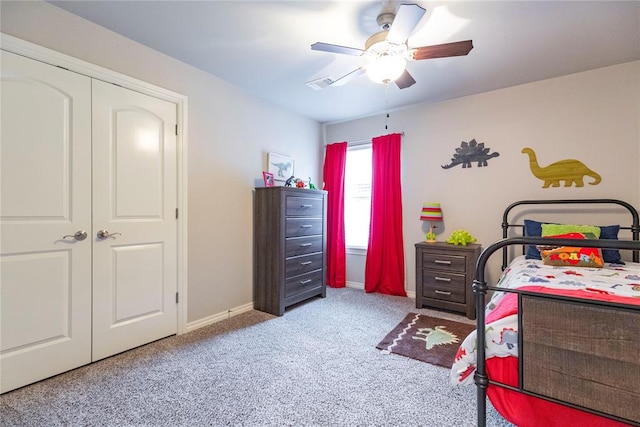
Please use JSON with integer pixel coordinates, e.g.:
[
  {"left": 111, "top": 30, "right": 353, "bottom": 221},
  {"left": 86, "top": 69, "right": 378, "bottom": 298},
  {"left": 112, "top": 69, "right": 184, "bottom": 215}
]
[{"left": 324, "top": 132, "right": 404, "bottom": 147}]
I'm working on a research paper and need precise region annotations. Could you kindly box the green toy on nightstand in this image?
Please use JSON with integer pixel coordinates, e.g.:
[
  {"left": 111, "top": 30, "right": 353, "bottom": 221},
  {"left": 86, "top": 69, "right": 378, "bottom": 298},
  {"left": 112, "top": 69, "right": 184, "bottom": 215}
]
[{"left": 446, "top": 229, "right": 477, "bottom": 245}]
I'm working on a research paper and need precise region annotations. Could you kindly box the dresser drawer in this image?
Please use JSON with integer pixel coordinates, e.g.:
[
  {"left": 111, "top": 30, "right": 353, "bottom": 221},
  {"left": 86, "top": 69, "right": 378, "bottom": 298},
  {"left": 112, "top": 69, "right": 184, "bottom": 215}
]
[
  {"left": 285, "top": 218, "right": 323, "bottom": 238},
  {"left": 285, "top": 270, "right": 323, "bottom": 298},
  {"left": 285, "top": 253, "right": 323, "bottom": 277},
  {"left": 285, "top": 235, "right": 323, "bottom": 257},
  {"left": 286, "top": 196, "right": 323, "bottom": 217},
  {"left": 421, "top": 252, "right": 467, "bottom": 272},
  {"left": 421, "top": 271, "right": 466, "bottom": 304}
]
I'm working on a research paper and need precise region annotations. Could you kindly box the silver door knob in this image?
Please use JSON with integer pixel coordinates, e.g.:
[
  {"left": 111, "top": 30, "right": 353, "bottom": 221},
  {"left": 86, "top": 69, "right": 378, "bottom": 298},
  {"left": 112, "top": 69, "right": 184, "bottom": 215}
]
[
  {"left": 97, "top": 230, "right": 122, "bottom": 239},
  {"left": 63, "top": 230, "right": 88, "bottom": 241}
]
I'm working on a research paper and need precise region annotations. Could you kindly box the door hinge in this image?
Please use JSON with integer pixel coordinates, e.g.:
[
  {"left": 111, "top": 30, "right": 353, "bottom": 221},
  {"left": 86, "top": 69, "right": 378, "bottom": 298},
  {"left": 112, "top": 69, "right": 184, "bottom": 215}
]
[
  {"left": 175, "top": 124, "right": 178, "bottom": 135},
  {"left": 176, "top": 292, "right": 179, "bottom": 303},
  {"left": 175, "top": 208, "right": 179, "bottom": 219}
]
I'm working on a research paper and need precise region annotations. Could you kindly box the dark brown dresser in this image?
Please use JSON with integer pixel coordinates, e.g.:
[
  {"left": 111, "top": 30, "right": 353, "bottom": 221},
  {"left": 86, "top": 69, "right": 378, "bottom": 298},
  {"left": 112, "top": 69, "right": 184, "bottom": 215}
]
[
  {"left": 254, "top": 187, "right": 327, "bottom": 316},
  {"left": 415, "top": 241, "right": 481, "bottom": 319}
]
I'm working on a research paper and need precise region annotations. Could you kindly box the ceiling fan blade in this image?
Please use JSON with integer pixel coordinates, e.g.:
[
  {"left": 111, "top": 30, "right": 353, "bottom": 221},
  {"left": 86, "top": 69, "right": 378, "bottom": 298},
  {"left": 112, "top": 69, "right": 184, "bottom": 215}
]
[
  {"left": 386, "top": 4, "right": 426, "bottom": 45},
  {"left": 412, "top": 40, "right": 474, "bottom": 60},
  {"left": 331, "top": 67, "right": 367, "bottom": 86},
  {"left": 395, "top": 69, "right": 416, "bottom": 89},
  {"left": 311, "top": 42, "right": 364, "bottom": 56}
]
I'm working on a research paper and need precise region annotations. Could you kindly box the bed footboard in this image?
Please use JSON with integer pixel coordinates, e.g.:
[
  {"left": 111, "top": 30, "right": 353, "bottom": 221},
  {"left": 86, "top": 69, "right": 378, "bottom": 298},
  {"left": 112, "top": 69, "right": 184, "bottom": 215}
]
[
  {"left": 474, "top": 237, "right": 640, "bottom": 427},
  {"left": 521, "top": 295, "right": 640, "bottom": 424}
]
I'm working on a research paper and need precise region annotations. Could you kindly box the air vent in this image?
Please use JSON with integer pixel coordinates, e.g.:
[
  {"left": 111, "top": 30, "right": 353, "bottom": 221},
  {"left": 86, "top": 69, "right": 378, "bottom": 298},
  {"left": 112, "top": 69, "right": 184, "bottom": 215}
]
[{"left": 306, "top": 77, "right": 334, "bottom": 90}]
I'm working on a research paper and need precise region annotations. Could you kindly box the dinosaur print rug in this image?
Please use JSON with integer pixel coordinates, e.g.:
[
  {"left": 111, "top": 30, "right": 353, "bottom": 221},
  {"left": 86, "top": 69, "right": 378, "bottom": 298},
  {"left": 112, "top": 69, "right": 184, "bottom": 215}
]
[{"left": 376, "top": 313, "right": 475, "bottom": 368}]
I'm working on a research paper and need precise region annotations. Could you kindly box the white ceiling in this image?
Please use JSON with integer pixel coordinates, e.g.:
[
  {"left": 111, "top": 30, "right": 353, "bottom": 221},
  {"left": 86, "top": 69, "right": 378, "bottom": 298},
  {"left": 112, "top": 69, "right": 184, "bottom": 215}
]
[{"left": 48, "top": 1, "right": 640, "bottom": 124}]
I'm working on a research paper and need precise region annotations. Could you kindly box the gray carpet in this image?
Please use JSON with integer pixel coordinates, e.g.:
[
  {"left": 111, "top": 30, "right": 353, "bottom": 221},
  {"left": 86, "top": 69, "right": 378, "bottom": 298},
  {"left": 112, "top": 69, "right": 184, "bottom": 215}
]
[{"left": 0, "top": 287, "right": 513, "bottom": 426}]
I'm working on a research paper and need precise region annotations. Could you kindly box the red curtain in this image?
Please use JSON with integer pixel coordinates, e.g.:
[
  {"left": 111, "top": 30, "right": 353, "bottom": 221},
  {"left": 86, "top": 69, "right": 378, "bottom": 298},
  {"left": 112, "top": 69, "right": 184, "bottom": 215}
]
[
  {"left": 323, "top": 142, "right": 347, "bottom": 288},
  {"left": 364, "top": 133, "right": 406, "bottom": 296}
]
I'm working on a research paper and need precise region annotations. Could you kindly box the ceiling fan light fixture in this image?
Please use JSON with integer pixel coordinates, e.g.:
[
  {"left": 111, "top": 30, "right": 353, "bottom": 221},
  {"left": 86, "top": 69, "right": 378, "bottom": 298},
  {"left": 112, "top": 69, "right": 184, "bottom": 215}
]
[
  {"left": 366, "top": 54, "right": 406, "bottom": 84},
  {"left": 310, "top": 3, "right": 470, "bottom": 90}
]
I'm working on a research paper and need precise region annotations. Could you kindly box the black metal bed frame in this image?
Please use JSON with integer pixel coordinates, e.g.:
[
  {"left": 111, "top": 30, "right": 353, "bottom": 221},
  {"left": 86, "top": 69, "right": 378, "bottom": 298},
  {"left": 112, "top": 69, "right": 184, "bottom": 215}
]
[{"left": 473, "top": 199, "right": 640, "bottom": 427}]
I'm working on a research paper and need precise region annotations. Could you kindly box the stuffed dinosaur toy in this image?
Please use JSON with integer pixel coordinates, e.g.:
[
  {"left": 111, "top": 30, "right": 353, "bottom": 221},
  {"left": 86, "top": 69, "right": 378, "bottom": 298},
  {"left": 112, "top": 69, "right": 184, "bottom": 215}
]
[{"left": 446, "top": 229, "right": 477, "bottom": 245}]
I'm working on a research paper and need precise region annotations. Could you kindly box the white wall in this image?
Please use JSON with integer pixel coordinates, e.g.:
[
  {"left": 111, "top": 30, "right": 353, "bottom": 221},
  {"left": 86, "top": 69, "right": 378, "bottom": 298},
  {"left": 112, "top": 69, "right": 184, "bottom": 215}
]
[
  {"left": 0, "top": 1, "right": 323, "bottom": 324},
  {"left": 326, "top": 61, "right": 640, "bottom": 291}
]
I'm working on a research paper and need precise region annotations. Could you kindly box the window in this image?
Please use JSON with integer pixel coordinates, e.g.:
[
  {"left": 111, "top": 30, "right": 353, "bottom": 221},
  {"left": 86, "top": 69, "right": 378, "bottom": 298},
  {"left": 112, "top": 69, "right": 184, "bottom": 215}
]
[{"left": 344, "top": 144, "right": 372, "bottom": 248}]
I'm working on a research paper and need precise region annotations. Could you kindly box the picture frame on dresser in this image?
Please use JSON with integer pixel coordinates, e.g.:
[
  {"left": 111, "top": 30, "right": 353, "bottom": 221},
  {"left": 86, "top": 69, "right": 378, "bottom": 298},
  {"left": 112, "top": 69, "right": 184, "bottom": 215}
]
[
  {"left": 262, "top": 171, "right": 275, "bottom": 187},
  {"left": 267, "top": 152, "right": 294, "bottom": 181}
]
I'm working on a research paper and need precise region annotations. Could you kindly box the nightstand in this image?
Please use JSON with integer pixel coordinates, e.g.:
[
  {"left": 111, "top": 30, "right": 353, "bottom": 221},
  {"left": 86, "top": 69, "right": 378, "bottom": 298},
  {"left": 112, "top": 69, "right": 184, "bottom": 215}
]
[{"left": 415, "top": 241, "right": 481, "bottom": 319}]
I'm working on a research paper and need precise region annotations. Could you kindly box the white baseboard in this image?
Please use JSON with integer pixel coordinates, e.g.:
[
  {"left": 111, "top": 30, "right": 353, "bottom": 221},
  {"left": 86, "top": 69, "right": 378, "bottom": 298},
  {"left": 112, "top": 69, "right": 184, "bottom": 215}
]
[
  {"left": 345, "top": 281, "right": 415, "bottom": 299},
  {"left": 345, "top": 281, "right": 364, "bottom": 290},
  {"left": 186, "top": 284, "right": 416, "bottom": 333},
  {"left": 185, "top": 302, "right": 254, "bottom": 333}
]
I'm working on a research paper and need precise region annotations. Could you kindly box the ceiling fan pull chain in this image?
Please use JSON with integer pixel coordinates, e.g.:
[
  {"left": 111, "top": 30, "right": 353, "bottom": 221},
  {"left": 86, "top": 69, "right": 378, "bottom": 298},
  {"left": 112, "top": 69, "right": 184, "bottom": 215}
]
[{"left": 385, "top": 83, "right": 389, "bottom": 130}]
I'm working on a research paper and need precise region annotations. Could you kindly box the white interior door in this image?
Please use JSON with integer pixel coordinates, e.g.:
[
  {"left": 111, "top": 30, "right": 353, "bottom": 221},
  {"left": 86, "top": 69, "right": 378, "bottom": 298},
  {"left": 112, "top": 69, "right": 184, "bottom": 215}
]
[
  {"left": 0, "top": 51, "right": 92, "bottom": 393},
  {"left": 91, "top": 80, "right": 178, "bottom": 361}
]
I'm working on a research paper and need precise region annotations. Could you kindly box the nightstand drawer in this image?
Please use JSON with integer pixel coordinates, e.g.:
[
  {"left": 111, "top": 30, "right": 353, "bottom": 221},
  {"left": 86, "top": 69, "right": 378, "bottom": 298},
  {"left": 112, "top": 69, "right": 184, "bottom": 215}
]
[
  {"left": 421, "top": 271, "right": 466, "bottom": 304},
  {"left": 285, "top": 196, "right": 323, "bottom": 217},
  {"left": 421, "top": 252, "right": 467, "bottom": 272}
]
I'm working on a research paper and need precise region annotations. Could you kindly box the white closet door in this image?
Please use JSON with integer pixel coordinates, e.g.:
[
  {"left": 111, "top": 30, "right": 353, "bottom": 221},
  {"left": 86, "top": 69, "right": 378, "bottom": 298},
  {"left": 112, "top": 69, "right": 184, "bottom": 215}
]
[
  {"left": 0, "top": 51, "right": 92, "bottom": 393},
  {"left": 91, "top": 80, "right": 178, "bottom": 361}
]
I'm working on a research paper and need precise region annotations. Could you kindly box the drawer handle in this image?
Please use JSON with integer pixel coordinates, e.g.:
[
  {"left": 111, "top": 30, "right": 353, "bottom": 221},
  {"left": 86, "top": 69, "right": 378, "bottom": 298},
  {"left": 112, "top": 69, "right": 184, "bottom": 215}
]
[
  {"left": 434, "top": 260, "right": 452, "bottom": 265},
  {"left": 300, "top": 204, "right": 313, "bottom": 208},
  {"left": 300, "top": 279, "right": 312, "bottom": 284},
  {"left": 435, "top": 277, "right": 451, "bottom": 282},
  {"left": 300, "top": 224, "right": 313, "bottom": 228},
  {"left": 300, "top": 261, "right": 312, "bottom": 266},
  {"left": 435, "top": 290, "right": 452, "bottom": 295},
  {"left": 300, "top": 243, "right": 313, "bottom": 247}
]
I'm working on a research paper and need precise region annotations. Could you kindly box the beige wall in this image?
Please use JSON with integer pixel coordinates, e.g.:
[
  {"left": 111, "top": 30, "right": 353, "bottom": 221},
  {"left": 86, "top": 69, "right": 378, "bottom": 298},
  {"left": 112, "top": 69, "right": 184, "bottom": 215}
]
[
  {"left": 1, "top": 1, "right": 323, "bottom": 324},
  {"left": 325, "top": 61, "right": 640, "bottom": 290}
]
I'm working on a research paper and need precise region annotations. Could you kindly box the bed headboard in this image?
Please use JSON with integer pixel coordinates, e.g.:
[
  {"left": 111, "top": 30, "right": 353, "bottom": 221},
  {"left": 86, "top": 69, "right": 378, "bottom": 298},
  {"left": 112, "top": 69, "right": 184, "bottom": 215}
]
[{"left": 500, "top": 199, "right": 640, "bottom": 268}]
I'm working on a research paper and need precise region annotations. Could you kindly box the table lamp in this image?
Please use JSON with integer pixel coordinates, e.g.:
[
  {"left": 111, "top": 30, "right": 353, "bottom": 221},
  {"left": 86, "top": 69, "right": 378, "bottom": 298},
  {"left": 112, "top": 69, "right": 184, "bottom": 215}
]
[{"left": 420, "top": 202, "right": 443, "bottom": 242}]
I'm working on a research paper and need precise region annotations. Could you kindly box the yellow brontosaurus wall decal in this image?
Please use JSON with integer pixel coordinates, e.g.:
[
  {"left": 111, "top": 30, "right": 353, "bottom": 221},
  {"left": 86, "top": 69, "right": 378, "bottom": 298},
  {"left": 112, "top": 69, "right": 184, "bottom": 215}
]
[{"left": 521, "top": 147, "right": 601, "bottom": 188}]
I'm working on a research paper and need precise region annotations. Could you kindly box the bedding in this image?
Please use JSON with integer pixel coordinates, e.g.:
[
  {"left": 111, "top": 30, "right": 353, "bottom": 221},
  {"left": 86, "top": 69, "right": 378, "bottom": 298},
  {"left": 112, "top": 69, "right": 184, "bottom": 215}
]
[{"left": 450, "top": 255, "right": 640, "bottom": 426}]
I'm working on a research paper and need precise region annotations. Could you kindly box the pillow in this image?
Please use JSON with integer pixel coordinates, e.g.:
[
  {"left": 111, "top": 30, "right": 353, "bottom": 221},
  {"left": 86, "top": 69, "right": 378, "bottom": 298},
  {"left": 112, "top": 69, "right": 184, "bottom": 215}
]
[
  {"left": 523, "top": 219, "right": 623, "bottom": 263},
  {"left": 541, "top": 223, "right": 600, "bottom": 239},
  {"left": 540, "top": 232, "right": 604, "bottom": 268}
]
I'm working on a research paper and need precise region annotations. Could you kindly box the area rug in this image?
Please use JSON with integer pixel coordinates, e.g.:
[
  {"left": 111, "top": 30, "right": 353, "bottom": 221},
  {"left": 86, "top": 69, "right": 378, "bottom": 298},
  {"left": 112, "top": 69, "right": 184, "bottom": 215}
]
[{"left": 376, "top": 313, "right": 475, "bottom": 368}]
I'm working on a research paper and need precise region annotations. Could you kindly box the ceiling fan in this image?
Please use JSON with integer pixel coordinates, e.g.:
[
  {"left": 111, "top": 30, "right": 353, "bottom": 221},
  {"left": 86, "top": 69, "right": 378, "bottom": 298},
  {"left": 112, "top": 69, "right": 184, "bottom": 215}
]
[{"left": 310, "top": 3, "right": 473, "bottom": 89}]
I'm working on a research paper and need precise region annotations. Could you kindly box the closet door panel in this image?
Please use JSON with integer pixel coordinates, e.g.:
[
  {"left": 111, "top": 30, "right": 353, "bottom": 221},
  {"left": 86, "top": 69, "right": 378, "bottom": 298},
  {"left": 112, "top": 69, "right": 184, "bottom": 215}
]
[
  {"left": 0, "top": 50, "right": 92, "bottom": 393},
  {"left": 112, "top": 243, "right": 164, "bottom": 321},
  {"left": 114, "top": 110, "right": 163, "bottom": 217}
]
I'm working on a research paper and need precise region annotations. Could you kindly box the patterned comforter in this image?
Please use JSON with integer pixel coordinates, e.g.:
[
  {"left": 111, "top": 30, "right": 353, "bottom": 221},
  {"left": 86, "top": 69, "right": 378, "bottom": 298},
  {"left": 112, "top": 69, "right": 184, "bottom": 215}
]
[{"left": 450, "top": 256, "right": 640, "bottom": 386}]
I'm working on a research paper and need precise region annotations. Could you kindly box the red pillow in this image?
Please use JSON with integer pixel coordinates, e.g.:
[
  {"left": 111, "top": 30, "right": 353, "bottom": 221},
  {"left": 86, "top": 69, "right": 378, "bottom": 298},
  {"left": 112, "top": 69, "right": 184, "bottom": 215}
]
[{"left": 540, "top": 232, "right": 604, "bottom": 268}]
